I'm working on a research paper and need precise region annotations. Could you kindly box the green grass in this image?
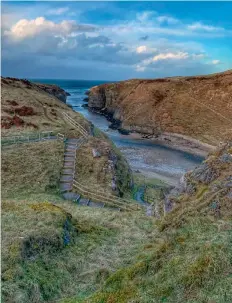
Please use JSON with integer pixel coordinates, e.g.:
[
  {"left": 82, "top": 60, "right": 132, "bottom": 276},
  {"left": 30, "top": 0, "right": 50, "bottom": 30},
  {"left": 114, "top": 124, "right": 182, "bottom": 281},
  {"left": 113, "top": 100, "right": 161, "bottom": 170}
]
[
  {"left": 131, "top": 172, "right": 171, "bottom": 204},
  {"left": 2, "top": 199, "right": 157, "bottom": 303},
  {"left": 1, "top": 140, "right": 64, "bottom": 200},
  {"left": 67, "top": 216, "right": 232, "bottom": 303}
]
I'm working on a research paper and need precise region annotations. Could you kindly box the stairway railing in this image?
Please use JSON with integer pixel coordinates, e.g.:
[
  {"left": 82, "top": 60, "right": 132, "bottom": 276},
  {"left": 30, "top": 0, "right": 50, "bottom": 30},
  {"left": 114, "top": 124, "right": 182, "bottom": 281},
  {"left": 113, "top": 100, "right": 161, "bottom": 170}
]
[
  {"left": 62, "top": 112, "right": 89, "bottom": 138},
  {"left": 73, "top": 179, "right": 140, "bottom": 211}
]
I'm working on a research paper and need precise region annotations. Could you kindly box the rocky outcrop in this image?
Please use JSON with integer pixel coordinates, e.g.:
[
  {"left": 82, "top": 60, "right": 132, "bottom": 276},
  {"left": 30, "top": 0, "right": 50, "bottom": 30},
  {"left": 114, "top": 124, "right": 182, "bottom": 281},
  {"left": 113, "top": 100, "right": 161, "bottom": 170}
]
[
  {"left": 1, "top": 77, "right": 70, "bottom": 103},
  {"left": 87, "top": 70, "right": 232, "bottom": 144},
  {"left": 163, "top": 139, "right": 232, "bottom": 216},
  {"left": 35, "top": 83, "right": 70, "bottom": 103}
]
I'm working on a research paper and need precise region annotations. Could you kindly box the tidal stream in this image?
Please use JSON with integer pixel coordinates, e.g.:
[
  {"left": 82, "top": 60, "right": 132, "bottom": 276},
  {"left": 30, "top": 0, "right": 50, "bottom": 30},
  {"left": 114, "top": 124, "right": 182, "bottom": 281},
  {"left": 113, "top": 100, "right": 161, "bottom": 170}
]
[{"left": 66, "top": 87, "right": 203, "bottom": 186}]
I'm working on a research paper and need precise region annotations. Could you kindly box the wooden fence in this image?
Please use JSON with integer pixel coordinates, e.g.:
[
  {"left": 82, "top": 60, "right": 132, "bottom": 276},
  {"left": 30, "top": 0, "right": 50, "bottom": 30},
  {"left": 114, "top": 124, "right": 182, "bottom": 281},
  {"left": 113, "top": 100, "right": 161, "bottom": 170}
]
[
  {"left": 62, "top": 112, "right": 89, "bottom": 138},
  {"left": 1, "top": 131, "right": 65, "bottom": 146}
]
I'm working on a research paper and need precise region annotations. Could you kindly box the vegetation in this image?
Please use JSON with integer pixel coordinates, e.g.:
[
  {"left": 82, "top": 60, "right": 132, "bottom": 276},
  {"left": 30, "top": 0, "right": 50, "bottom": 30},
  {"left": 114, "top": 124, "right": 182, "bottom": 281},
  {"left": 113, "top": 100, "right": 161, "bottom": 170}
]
[
  {"left": 2, "top": 199, "right": 156, "bottom": 303},
  {"left": 2, "top": 140, "right": 64, "bottom": 200},
  {"left": 61, "top": 141, "right": 232, "bottom": 303},
  {"left": 1, "top": 77, "right": 231, "bottom": 303},
  {"left": 88, "top": 70, "right": 232, "bottom": 144}
]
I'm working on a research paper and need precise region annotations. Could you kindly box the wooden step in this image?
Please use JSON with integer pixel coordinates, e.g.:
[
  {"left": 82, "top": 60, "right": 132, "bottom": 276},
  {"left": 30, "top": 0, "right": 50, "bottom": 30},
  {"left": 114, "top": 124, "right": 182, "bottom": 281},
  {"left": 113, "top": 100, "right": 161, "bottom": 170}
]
[
  {"left": 67, "top": 138, "right": 80, "bottom": 144},
  {"left": 60, "top": 183, "right": 73, "bottom": 192},
  {"left": 88, "top": 201, "right": 105, "bottom": 208},
  {"left": 64, "top": 161, "right": 75, "bottom": 166},
  {"left": 64, "top": 152, "right": 76, "bottom": 157},
  {"left": 60, "top": 175, "right": 73, "bottom": 182},
  {"left": 63, "top": 192, "right": 80, "bottom": 201},
  {"left": 64, "top": 156, "right": 75, "bottom": 162},
  {"left": 62, "top": 168, "right": 74, "bottom": 175},
  {"left": 78, "top": 198, "right": 90, "bottom": 206}
]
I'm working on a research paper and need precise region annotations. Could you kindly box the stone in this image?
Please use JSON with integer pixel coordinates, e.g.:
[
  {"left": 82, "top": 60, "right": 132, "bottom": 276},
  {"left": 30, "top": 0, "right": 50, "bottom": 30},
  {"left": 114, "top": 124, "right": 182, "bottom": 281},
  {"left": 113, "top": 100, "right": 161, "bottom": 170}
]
[{"left": 92, "top": 148, "right": 101, "bottom": 158}]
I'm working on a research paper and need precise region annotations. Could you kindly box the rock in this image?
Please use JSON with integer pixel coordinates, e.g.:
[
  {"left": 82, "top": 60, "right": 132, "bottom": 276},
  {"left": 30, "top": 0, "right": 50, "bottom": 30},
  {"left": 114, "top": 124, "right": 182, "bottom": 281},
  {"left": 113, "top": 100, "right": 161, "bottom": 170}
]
[
  {"left": 219, "top": 153, "right": 232, "bottom": 163},
  {"left": 191, "top": 162, "right": 219, "bottom": 184},
  {"left": 92, "top": 149, "right": 101, "bottom": 158},
  {"left": 111, "top": 179, "right": 117, "bottom": 191},
  {"left": 36, "top": 83, "right": 70, "bottom": 103},
  {"left": 118, "top": 128, "right": 130, "bottom": 135}
]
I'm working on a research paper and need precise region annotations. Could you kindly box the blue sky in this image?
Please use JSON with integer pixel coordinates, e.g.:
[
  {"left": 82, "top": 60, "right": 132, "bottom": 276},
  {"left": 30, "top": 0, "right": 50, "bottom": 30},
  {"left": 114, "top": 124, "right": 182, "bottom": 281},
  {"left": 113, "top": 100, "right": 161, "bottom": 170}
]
[{"left": 2, "top": 1, "right": 232, "bottom": 80}]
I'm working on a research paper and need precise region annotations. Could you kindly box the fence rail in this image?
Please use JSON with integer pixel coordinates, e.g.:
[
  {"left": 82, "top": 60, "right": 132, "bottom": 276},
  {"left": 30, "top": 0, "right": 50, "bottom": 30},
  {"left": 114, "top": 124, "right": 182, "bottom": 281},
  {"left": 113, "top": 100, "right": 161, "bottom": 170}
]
[
  {"left": 73, "top": 180, "right": 140, "bottom": 211},
  {"left": 1, "top": 131, "right": 65, "bottom": 146},
  {"left": 62, "top": 112, "right": 89, "bottom": 138}
]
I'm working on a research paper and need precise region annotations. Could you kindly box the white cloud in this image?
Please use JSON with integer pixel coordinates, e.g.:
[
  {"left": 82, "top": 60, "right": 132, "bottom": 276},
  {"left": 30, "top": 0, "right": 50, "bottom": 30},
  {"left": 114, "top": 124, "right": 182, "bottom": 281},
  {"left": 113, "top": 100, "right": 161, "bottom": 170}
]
[
  {"left": 46, "top": 7, "right": 69, "bottom": 16},
  {"left": 152, "top": 52, "right": 189, "bottom": 61},
  {"left": 156, "top": 15, "right": 179, "bottom": 24},
  {"left": 187, "top": 22, "right": 224, "bottom": 32},
  {"left": 212, "top": 59, "right": 220, "bottom": 65},
  {"left": 192, "top": 53, "right": 206, "bottom": 59},
  {"left": 136, "top": 11, "right": 155, "bottom": 23},
  {"left": 4, "top": 17, "right": 96, "bottom": 39},
  {"left": 136, "top": 65, "right": 146, "bottom": 72},
  {"left": 136, "top": 45, "right": 147, "bottom": 53}
]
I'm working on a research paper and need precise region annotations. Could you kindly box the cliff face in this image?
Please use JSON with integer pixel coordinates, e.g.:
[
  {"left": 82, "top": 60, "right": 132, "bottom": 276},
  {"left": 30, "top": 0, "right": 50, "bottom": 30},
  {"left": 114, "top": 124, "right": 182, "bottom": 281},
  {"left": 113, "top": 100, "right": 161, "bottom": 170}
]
[
  {"left": 88, "top": 70, "right": 232, "bottom": 144},
  {"left": 1, "top": 77, "right": 70, "bottom": 103},
  {"left": 35, "top": 82, "right": 70, "bottom": 103}
]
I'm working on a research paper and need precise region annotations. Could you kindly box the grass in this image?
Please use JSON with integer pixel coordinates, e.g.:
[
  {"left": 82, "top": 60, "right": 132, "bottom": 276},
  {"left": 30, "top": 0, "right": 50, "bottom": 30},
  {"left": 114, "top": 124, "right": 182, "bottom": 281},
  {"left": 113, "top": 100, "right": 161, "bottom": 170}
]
[
  {"left": 132, "top": 172, "right": 171, "bottom": 204},
  {"left": 1, "top": 78, "right": 91, "bottom": 138},
  {"left": 1, "top": 199, "right": 157, "bottom": 303},
  {"left": 1, "top": 140, "right": 64, "bottom": 199},
  {"left": 66, "top": 216, "right": 232, "bottom": 303},
  {"left": 75, "top": 137, "right": 132, "bottom": 198}
]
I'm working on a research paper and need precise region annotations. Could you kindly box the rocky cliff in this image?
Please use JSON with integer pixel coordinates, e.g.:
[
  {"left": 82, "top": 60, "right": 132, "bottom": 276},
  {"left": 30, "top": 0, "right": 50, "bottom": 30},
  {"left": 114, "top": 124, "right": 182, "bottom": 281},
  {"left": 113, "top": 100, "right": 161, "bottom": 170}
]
[
  {"left": 87, "top": 70, "right": 232, "bottom": 145},
  {"left": 1, "top": 77, "right": 70, "bottom": 103}
]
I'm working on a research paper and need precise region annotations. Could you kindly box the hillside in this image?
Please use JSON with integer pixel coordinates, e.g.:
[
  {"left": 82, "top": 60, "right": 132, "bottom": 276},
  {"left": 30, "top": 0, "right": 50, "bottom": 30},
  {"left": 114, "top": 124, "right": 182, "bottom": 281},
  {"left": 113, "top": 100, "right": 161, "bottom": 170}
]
[
  {"left": 1, "top": 77, "right": 132, "bottom": 198},
  {"left": 1, "top": 76, "right": 231, "bottom": 303},
  {"left": 87, "top": 70, "right": 232, "bottom": 145},
  {"left": 63, "top": 139, "right": 232, "bottom": 303}
]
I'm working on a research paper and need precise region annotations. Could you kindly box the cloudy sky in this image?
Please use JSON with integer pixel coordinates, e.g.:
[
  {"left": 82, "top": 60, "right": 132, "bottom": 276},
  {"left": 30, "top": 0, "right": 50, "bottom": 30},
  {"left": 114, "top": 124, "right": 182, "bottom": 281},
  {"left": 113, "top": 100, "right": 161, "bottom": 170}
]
[{"left": 2, "top": 1, "right": 232, "bottom": 80}]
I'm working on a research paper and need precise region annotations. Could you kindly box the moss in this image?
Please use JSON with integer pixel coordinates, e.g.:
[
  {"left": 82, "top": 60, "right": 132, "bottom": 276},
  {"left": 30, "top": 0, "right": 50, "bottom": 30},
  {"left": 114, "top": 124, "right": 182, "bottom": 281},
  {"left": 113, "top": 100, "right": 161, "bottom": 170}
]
[
  {"left": 29, "top": 201, "right": 67, "bottom": 216},
  {"left": 90, "top": 287, "right": 137, "bottom": 303},
  {"left": 196, "top": 185, "right": 209, "bottom": 199}
]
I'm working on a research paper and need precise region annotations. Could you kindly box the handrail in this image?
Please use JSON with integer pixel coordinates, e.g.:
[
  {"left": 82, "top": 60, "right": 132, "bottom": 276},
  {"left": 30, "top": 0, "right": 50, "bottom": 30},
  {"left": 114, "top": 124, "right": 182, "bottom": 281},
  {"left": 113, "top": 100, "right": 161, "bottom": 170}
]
[
  {"left": 64, "top": 113, "right": 89, "bottom": 136},
  {"left": 73, "top": 182, "right": 134, "bottom": 211},
  {"left": 73, "top": 180, "right": 140, "bottom": 211},
  {"left": 73, "top": 178, "right": 138, "bottom": 206},
  {"left": 62, "top": 112, "right": 89, "bottom": 137}
]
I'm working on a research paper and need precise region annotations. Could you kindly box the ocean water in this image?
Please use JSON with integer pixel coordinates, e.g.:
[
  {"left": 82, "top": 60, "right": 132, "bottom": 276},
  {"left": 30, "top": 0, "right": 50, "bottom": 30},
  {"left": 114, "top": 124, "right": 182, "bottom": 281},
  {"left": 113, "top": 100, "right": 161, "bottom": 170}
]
[{"left": 32, "top": 78, "right": 203, "bottom": 184}]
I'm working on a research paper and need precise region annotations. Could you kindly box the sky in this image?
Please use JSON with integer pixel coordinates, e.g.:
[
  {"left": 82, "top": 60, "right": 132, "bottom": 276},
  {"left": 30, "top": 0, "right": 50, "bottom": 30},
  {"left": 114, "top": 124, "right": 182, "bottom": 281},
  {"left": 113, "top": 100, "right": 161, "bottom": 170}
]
[{"left": 1, "top": 1, "right": 232, "bottom": 80}]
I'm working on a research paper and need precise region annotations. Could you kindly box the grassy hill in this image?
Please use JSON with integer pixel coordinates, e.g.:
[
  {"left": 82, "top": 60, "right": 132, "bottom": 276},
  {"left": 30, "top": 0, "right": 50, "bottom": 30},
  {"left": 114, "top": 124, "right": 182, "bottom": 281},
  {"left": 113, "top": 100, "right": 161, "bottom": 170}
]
[
  {"left": 1, "top": 76, "right": 231, "bottom": 303},
  {"left": 88, "top": 70, "right": 232, "bottom": 145},
  {"left": 61, "top": 140, "right": 232, "bottom": 303},
  {"left": 1, "top": 77, "right": 132, "bottom": 199}
]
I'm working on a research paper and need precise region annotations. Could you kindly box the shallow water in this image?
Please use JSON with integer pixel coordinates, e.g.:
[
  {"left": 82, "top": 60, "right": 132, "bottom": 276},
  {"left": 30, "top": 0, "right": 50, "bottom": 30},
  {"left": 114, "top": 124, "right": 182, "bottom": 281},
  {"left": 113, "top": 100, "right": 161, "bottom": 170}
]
[
  {"left": 34, "top": 79, "right": 203, "bottom": 185},
  {"left": 67, "top": 87, "right": 203, "bottom": 185}
]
